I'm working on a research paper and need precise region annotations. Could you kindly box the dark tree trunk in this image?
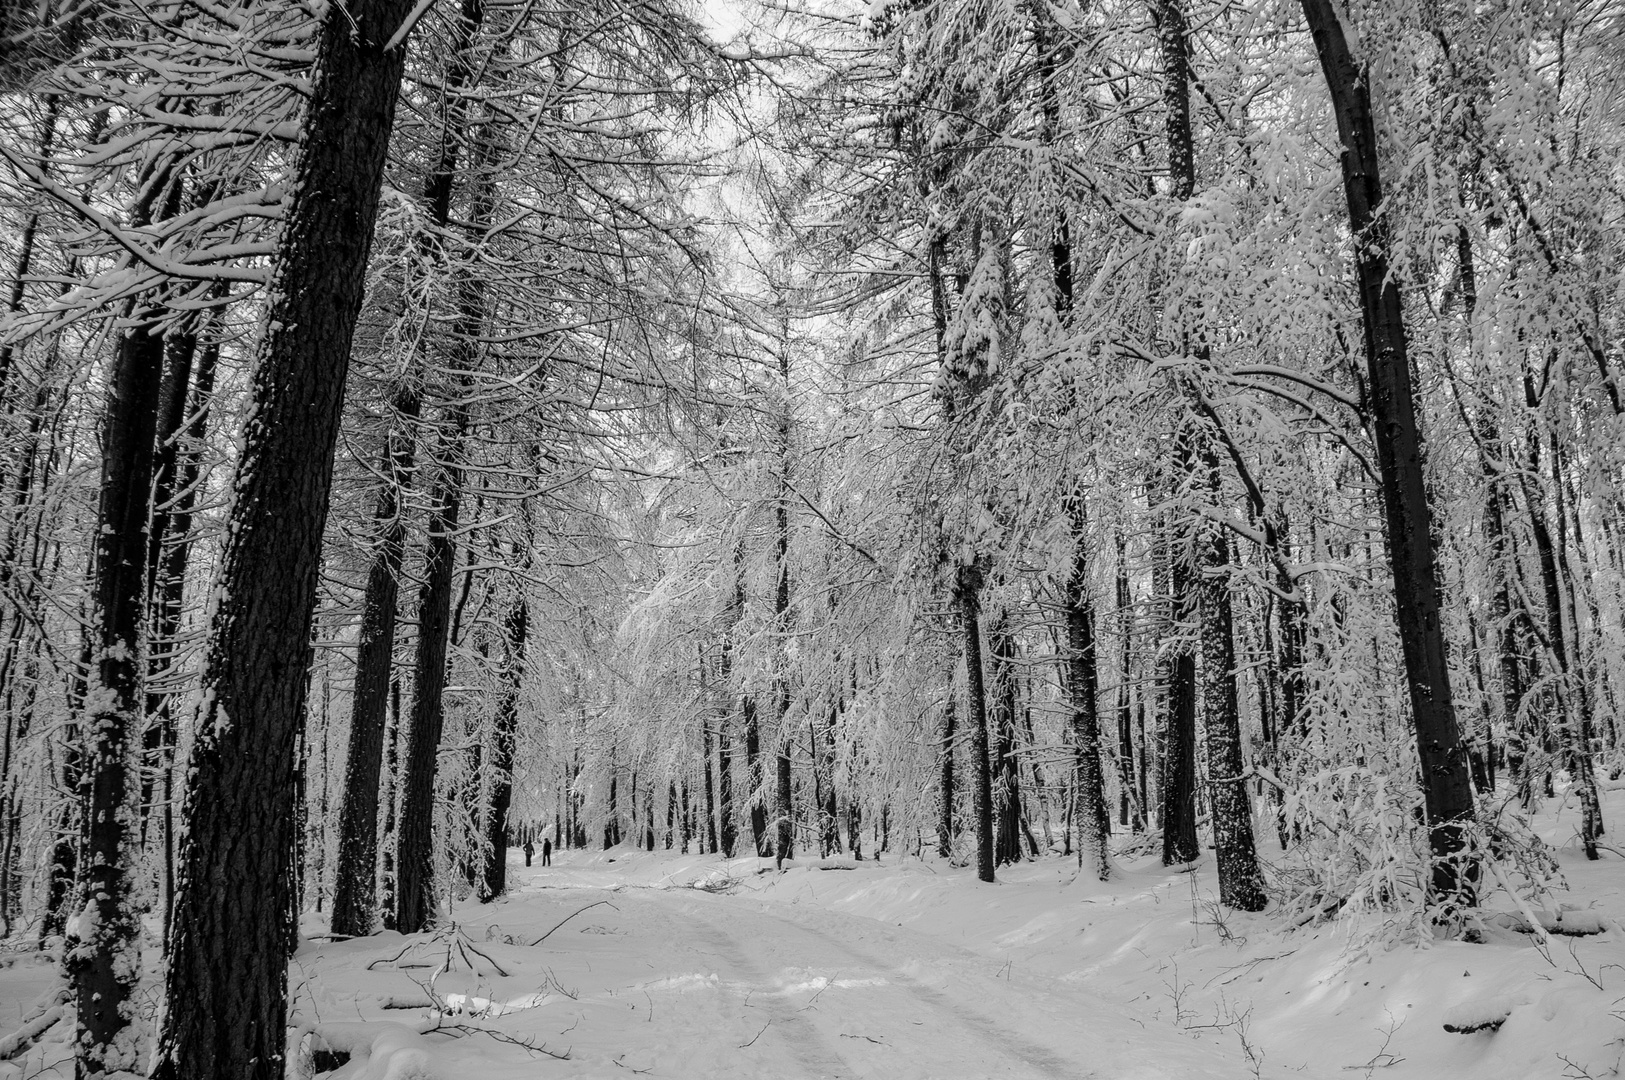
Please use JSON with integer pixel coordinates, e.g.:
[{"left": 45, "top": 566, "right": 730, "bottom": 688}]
[
  {"left": 394, "top": 414, "right": 466, "bottom": 932},
  {"left": 818, "top": 698, "right": 840, "bottom": 856},
  {"left": 481, "top": 597, "right": 527, "bottom": 900},
  {"left": 380, "top": 679, "right": 401, "bottom": 929},
  {"left": 1518, "top": 404, "right": 1599, "bottom": 857},
  {"left": 744, "top": 698, "right": 766, "bottom": 855},
  {"left": 73, "top": 309, "right": 166, "bottom": 1075},
  {"left": 0, "top": 99, "right": 59, "bottom": 409},
  {"left": 955, "top": 565, "right": 995, "bottom": 883},
  {"left": 772, "top": 354, "right": 795, "bottom": 868},
  {"left": 774, "top": 737, "right": 793, "bottom": 864},
  {"left": 703, "top": 723, "right": 718, "bottom": 854},
  {"left": 330, "top": 388, "right": 419, "bottom": 937},
  {"left": 1115, "top": 541, "right": 1144, "bottom": 831},
  {"left": 937, "top": 695, "right": 956, "bottom": 858},
  {"left": 989, "top": 623, "right": 1025, "bottom": 866},
  {"left": 1300, "top": 0, "right": 1477, "bottom": 900},
  {"left": 1065, "top": 502, "right": 1111, "bottom": 880},
  {"left": 153, "top": 0, "right": 414, "bottom": 1070},
  {"left": 1197, "top": 452, "right": 1266, "bottom": 910},
  {"left": 666, "top": 782, "right": 676, "bottom": 850},
  {"left": 718, "top": 721, "right": 736, "bottom": 857},
  {"left": 144, "top": 326, "right": 219, "bottom": 944},
  {"left": 1153, "top": 0, "right": 1201, "bottom": 871},
  {"left": 1160, "top": 521, "right": 1201, "bottom": 866},
  {"left": 643, "top": 776, "right": 656, "bottom": 851},
  {"left": 386, "top": 0, "right": 490, "bottom": 930}
]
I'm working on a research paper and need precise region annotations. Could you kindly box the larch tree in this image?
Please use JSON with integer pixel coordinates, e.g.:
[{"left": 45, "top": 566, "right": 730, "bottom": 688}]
[{"left": 153, "top": 0, "right": 420, "bottom": 1070}]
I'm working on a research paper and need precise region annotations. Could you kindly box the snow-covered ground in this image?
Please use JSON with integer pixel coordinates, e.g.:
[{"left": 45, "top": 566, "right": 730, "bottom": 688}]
[{"left": 3, "top": 789, "right": 1624, "bottom": 1078}]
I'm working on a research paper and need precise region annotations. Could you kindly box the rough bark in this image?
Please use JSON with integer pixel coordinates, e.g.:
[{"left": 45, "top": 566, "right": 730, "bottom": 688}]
[{"left": 154, "top": 0, "right": 411, "bottom": 1071}]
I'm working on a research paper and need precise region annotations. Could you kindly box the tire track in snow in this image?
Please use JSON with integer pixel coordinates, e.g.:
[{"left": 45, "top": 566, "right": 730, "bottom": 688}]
[
  {"left": 773, "top": 915, "right": 1091, "bottom": 1080},
  {"left": 684, "top": 915, "right": 857, "bottom": 1079},
  {"left": 681, "top": 895, "right": 1091, "bottom": 1079}
]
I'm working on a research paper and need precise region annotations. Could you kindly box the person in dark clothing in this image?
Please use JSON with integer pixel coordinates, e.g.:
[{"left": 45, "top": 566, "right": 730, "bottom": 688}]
[
  {"left": 541, "top": 838, "right": 552, "bottom": 866},
  {"left": 523, "top": 839, "right": 534, "bottom": 866}
]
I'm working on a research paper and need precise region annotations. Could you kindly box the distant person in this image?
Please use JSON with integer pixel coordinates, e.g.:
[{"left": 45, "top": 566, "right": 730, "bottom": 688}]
[
  {"left": 523, "top": 839, "right": 535, "bottom": 866},
  {"left": 542, "top": 837, "right": 553, "bottom": 866}
]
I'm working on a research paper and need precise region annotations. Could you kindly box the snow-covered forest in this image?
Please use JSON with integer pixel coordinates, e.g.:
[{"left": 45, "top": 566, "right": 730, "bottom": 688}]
[{"left": 0, "top": 0, "right": 1622, "bottom": 1074}]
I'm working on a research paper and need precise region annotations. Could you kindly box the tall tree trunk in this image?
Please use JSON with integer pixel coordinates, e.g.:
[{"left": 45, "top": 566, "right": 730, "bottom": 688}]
[
  {"left": 937, "top": 695, "right": 956, "bottom": 858},
  {"left": 744, "top": 697, "right": 766, "bottom": 854},
  {"left": 73, "top": 305, "right": 167, "bottom": 1076},
  {"left": 1114, "top": 540, "right": 1144, "bottom": 831},
  {"left": 153, "top": 0, "right": 415, "bottom": 1070},
  {"left": 1300, "top": 0, "right": 1477, "bottom": 901},
  {"left": 717, "top": 719, "right": 735, "bottom": 858},
  {"left": 1159, "top": 509, "right": 1201, "bottom": 865},
  {"left": 1066, "top": 500, "right": 1111, "bottom": 880},
  {"left": 955, "top": 565, "right": 995, "bottom": 883},
  {"left": 1153, "top": 0, "right": 1201, "bottom": 870},
  {"left": 380, "top": 679, "right": 401, "bottom": 929},
  {"left": 772, "top": 333, "right": 795, "bottom": 866},
  {"left": 703, "top": 721, "right": 717, "bottom": 854},
  {"left": 989, "top": 622, "right": 1026, "bottom": 866},
  {"left": 331, "top": 388, "right": 419, "bottom": 936},
  {"left": 394, "top": 405, "right": 467, "bottom": 932},
  {"left": 481, "top": 595, "right": 527, "bottom": 900},
  {"left": 1517, "top": 397, "right": 1599, "bottom": 857},
  {"left": 143, "top": 322, "right": 219, "bottom": 944},
  {"left": 0, "top": 97, "right": 59, "bottom": 409},
  {"left": 1197, "top": 451, "right": 1267, "bottom": 910}
]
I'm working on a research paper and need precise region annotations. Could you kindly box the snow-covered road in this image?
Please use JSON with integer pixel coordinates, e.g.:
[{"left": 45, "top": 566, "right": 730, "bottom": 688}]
[{"left": 294, "top": 856, "right": 1249, "bottom": 1079}]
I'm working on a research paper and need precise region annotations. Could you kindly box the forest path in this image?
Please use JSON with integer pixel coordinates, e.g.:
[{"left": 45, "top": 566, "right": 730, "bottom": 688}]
[{"left": 417, "top": 855, "right": 1251, "bottom": 1079}]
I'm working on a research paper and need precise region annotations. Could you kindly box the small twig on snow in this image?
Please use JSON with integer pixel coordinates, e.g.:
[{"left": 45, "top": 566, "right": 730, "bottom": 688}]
[{"left": 529, "top": 900, "right": 618, "bottom": 946}]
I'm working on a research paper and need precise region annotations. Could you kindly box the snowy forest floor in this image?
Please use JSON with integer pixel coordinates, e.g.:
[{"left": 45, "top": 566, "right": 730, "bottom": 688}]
[{"left": 3, "top": 789, "right": 1625, "bottom": 1078}]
